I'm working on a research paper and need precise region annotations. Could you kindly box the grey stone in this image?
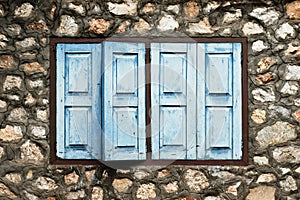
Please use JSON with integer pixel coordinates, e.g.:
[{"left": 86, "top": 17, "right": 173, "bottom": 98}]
[
  {"left": 3, "top": 75, "right": 22, "bottom": 91},
  {"left": 16, "top": 37, "right": 37, "bottom": 50},
  {"left": 29, "top": 126, "right": 46, "bottom": 139},
  {"left": 5, "top": 173, "right": 22, "bottom": 184},
  {"left": 295, "top": 167, "right": 300, "bottom": 174},
  {"left": 279, "top": 168, "right": 291, "bottom": 175},
  {"left": 6, "top": 24, "right": 22, "bottom": 36},
  {"left": 273, "top": 145, "right": 300, "bottom": 163},
  {"left": 211, "top": 171, "right": 235, "bottom": 180},
  {"left": 268, "top": 105, "right": 290, "bottom": 117},
  {"left": 242, "top": 22, "right": 264, "bottom": 36},
  {"left": 14, "top": 3, "right": 33, "bottom": 18},
  {"left": 283, "top": 65, "right": 300, "bottom": 80},
  {"left": 252, "top": 40, "right": 268, "bottom": 52},
  {"left": 56, "top": 15, "right": 79, "bottom": 36},
  {"left": 252, "top": 88, "right": 276, "bottom": 102},
  {"left": 253, "top": 156, "right": 269, "bottom": 165},
  {"left": 256, "top": 121, "right": 296, "bottom": 148},
  {"left": 68, "top": 3, "right": 85, "bottom": 16},
  {"left": 0, "top": 4, "right": 4, "bottom": 17},
  {"left": 280, "top": 176, "right": 297, "bottom": 192},
  {"left": 107, "top": 1, "right": 137, "bottom": 15},
  {"left": 203, "top": 2, "right": 221, "bottom": 14},
  {"left": 223, "top": 9, "right": 242, "bottom": 24},
  {"left": 280, "top": 81, "right": 299, "bottom": 95},
  {"left": 249, "top": 8, "right": 280, "bottom": 26},
  {"left": 134, "top": 171, "right": 150, "bottom": 179},
  {"left": 7, "top": 107, "right": 28, "bottom": 124},
  {"left": 167, "top": 5, "right": 180, "bottom": 14},
  {"left": 34, "top": 177, "right": 57, "bottom": 191},
  {"left": 24, "top": 191, "right": 39, "bottom": 200},
  {"left": 36, "top": 109, "right": 48, "bottom": 122},
  {"left": 158, "top": 15, "right": 179, "bottom": 32},
  {"left": 256, "top": 173, "right": 276, "bottom": 183},
  {"left": 66, "top": 189, "right": 85, "bottom": 199},
  {"left": 0, "top": 34, "right": 8, "bottom": 48},
  {"left": 0, "top": 146, "right": 4, "bottom": 158},
  {"left": 226, "top": 181, "right": 241, "bottom": 196},
  {"left": 184, "top": 169, "right": 209, "bottom": 192},
  {"left": 276, "top": 23, "right": 295, "bottom": 39},
  {"left": 29, "top": 79, "right": 43, "bottom": 89}
]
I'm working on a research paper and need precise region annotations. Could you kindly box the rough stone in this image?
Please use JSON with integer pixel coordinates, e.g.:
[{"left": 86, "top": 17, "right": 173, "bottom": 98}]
[
  {"left": 226, "top": 181, "right": 241, "bottom": 196},
  {"left": 257, "top": 57, "right": 276, "bottom": 73},
  {"left": 89, "top": 19, "right": 110, "bottom": 35},
  {"left": 273, "top": 145, "right": 300, "bottom": 163},
  {"left": 246, "top": 186, "right": 275, "bottom": 200},
  {"left": 14, "top": 3, "right": 33, "bottom": 18},
  {"left": 280, "top": 176, "right": 297, "bottom": 192},
  {"left": 268, "top": 105, "right": 290, "bottom": 118},
  {"left": 34, "top": 177, "right": 57, "bottom": 191},
  {"left": 286, "top": 1, "right": 300, "bottom": 19},
  {"left": 0, "top": 34, "right": 8, "bottom": 48},
  {"left": 107, "top": 1, "right": 137, "bottom": 15},
  {"left": 0, "top": 146, "right": 4, "bottom": 158},
  {"left": 280, "top": 168, "right": 291, "bottom": 175},
  {"left": 6, "top": 24, "right": 22, "bottom": 36},
  {"left": 142, "top": 3, "right": 154, "bottom": 13},
  {"left": 295, "top": 167, "right": 300, "bottom": 174},
  {"left": 24, "top": 191, "right": 39, "bottom": 200},
  {"left": 26, "top": 170, "right": 33, "bottom": 179},
  {"left": 20, "top": 62, "right": 45, "bottom": 74},
  {"left": 203, "top": 2, "right": 221, "bottom": 14},
  {"left": 157, "top": 15, "right": 179, "bottom": 32},
  {"left": 249, "top": 8, "right": 279, "bottom": 26},
  {"left": 280, "top": 81, "right": 299, "bottom": 95},
  {"left": 253, "top": 156, "right": 269, "bottom": 165},
  {"left": 136, "top": 183, "right": 156, "bottom": 199},
  {"left": 256, "top": 173, "right": 276, "bottom": 183},
  {"left": 252, "top": 88, "right": 276, "bottom": 102},
  {"left": 29, "top": 79, "right": 44, "bottom": 89},
  {"left": 184, "top": 1, "right": 199, "bottom": 18},
  {"left": 27, "top": 20, "right": 49, "bottom": 32},
  {"left": 112, "top": 178, "right": 133, "bottom": 193},
  {"left": 56, "top": 15, "right": 78, "bottom": 36},
  {"left": 256, "top": 121, "right": 296, "bottom": 148},
  {"left": 117, "top": 20, "right": 130, "bottom": 33},
  {"left": 252, "top": 40, "right": 268, "bottom": 52},
  {"left": 8, "top": 107, "right": 28, "bottom": 124},
  {"left": 66, "top": 189, "right": 85, "bottom": 200},
  {"left": 5, "top": 173, "right": 22, "bottom": 184},
  {"left": 283, "top": 65, "right": 300, "bottom": 80},
  {"left": 134, "top": 171, "right": 150, "bottom": 179},
  {"left": 223, "top": 9, "right": 242, "bottom": 24},
  {"left": 184, "top": 169, "right": 209, "bottom": 192},
  {"left": 64, "top": 171, "right": 79, "bottom": 185},
  {"left": 0, "top": 99, "right": 7, "bottom": 112},
  {"left": 188, "top": 18, "right": 214, "bottom": 34},
  {"left": 276, "top": 23, "right": 295, "bottom": 39},
  {"left": 167, "top": 5, "right": 180, "bottom": 14},
  {"left": 251, "top": 109, "right": 266, "bottom": 124},
  {"left": 285, "top": 42, "right": 300, "bottom": 61},
  {"left": 92, "top": 187, "right": 103, "bottom": 200},
  {"left": 293, "top": 109, "right": 300, "bottom": 122},
  {"left": 25, "top": 93, "right": 36, "bottom": 106},
  {"left": 0, "top": 183, "right": 17, "bottom": 199},
  {"left": 0, "top": 4, "right": 4, "bottom": 17},
  {"left": 256, "top": 73, "right": 275, "bottom": 84},
  {"left": 242, "top": 22, "right": 264, "bottom": 36},
  {"left": 0, "top": 55, "right": 16, "bottom": 69},
  {"left": 158, "top": 169, "right": 170, "bottom": 178},
  {"left": 204, "top": 197, "right": 225, "bottom": 200},
  {"left": 68, "top": 3, "right": 85, "bottom": 16},
  {"left": 3, "top": 75, "right": 22, "bottom": 91},
  {"left": 0, "top": 125, "right": 23, "bottom": 142},
  {"left": 163, "top": 181, "right": 178, "bottom": 193},
  {"left": 16, "top": 37, "right": 37, "bottom": 50},
  {"left": 85, "top": 170, "right": 95, "bottom": 182},
  {"left": 37, "top": 109, "right": 48, "bottom": 122},
  {"left": 20, "top": 52, "right": 36, "bottom": 60},
  {"left": 133, "top": 19, "right": 151, "bottom": 33},
  {"left": 30, "top": 126, "right": 46, "bottom": 139},
  {"left": 211, "top": 171, "right": 235, "bottom": 180},
  {"left": 20, "top": 140, "right": 44, "bottom": 161}
]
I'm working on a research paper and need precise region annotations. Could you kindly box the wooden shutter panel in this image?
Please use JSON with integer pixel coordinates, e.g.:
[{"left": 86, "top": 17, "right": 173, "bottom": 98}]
[
  {"left": 197, "top": 43, "right": 242, "bottom": 160},
  {"left": 56, "top": 44, "right": 101, "bottom": 159},
  {"left": 103, "top": 42, "right": 146, "bottom": 161},
  {"left": 151, "top": 43, "right": 197, "bottom": 160}
]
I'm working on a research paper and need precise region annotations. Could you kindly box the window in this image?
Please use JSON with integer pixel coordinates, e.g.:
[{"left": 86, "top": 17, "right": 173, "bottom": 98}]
[{"left": 50, "top": 38, "right": 248, "bottom": 165}]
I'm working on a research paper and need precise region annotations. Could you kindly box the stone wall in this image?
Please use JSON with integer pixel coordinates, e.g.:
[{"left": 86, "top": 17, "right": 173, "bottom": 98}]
[{"left": 0, "top": 0, "right": 299, "bottom": 199}]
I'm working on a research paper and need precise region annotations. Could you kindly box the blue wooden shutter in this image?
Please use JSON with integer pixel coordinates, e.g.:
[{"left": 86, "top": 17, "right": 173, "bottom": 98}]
[
  {"left": 56, "top": 44, "right": 101, "bottom": 159},
  {"left": 197, "top": 43, "right": 242, "bottom": 160},
  {"left": 103, "top": 42, "right": 146, "bottom": 161},
  {"left": 151, "top": 43, "right": 197, "bottom": 160}
]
